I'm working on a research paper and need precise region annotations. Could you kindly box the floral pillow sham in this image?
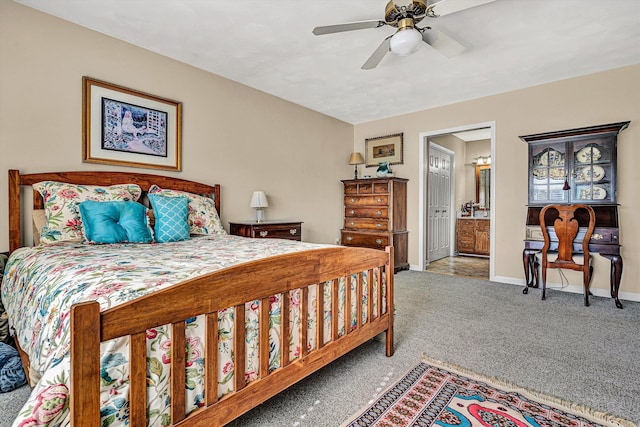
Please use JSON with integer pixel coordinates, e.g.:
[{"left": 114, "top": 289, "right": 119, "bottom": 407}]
[
  {"left": 148, "top": 184, "right": 226, "bottom": 235},
  {"left": 33, "top": 181, "right": 143, "bottom": 244}
]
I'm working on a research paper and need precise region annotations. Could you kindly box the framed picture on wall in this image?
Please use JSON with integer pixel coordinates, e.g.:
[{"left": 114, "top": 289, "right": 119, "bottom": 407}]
[
  {"left": 364, "top": 133, "right": 403, "bottom": 167},
  {"left": 82, "top": 76, "right": 182, "bottom": 171}
]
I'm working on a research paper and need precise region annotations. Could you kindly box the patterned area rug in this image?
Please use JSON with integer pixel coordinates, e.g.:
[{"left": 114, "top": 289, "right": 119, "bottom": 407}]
[{"left": 342, "top": 355, "right": 635, "bottom": 427}]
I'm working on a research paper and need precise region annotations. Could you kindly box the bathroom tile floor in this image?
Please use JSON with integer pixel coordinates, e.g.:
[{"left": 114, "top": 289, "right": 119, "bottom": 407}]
[{"left": 425, "top": 256, "right": 489, "bottom": 279}]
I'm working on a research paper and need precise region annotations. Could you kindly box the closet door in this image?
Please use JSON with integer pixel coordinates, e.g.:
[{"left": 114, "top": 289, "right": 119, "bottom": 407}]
[{"left": 428, "top": 144, "right": 452, "bottom": 262}]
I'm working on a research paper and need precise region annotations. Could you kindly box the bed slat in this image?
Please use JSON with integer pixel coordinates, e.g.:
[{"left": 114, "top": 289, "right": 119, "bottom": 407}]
[
  {"left": 281, "top": 292, "right": 290, "bottom": 368},
  {"left": 376, "top": 269, "right": 384, "bottom": 317},
  {"left": 331, "top": 279, "right": 339, "bottom": 341},
  {"left": 344, "top": 276, "right": 352, "bottom": 335},
  {"left": 129, "top": 332, "right": 147, "bottom": 426},
  {"left": 171, "top": 322, "right": 187, "bottom": 423},
  {"left": 233, "top": 304, "right": 246, "bottom": 392},
  {"left": 356, "top": 272, "right": 363, "bottom": 328},
  {"left": 259, "top": 297, "right": 270, "bottom": 379},
  {"left": 301, "top": 287, "right": 309, "bottom": 358},
  {"left": 316, "top": 283, "right": 325, "bottom": 349},
  {"left": 367, "top": 269, "right": 374, "bottom": 322},
  {"left": 205, "top": 313, "right": 219, "bottom": 406}
]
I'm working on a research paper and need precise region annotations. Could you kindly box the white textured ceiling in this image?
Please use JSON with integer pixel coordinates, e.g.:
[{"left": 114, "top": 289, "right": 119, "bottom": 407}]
[{"left": 15, "top": 0, "right": 640, "bottom": 124}]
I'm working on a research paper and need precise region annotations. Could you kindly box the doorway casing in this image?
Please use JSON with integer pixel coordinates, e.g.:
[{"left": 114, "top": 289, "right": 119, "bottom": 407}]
[{"left": 418, "top": 121, "right": 496, "bottom": 280}]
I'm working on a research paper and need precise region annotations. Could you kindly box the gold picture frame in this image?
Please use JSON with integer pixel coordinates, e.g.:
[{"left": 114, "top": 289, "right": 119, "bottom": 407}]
[
  {"left": 82, "top": 77, "right": 182, "bottom": 171},
  {"left": 364, "top": 133, "right": 403, "bottom": 167}
]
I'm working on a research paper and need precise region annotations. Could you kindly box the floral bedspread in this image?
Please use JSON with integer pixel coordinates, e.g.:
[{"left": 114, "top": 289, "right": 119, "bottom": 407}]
[{"left": 1, "top": 235, "right": 375, "bottom": 427}]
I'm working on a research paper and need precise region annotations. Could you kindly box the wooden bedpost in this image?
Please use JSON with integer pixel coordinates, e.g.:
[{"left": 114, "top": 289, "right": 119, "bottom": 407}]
[
  {"left": 70, "top": 301, "right": 101, "bottom": 426},
  {"left": 8, "top": 169, "right": 21, "bottom": 254},
  {"left": 385, "top": 246, "right": 395, "bottom": 357}
]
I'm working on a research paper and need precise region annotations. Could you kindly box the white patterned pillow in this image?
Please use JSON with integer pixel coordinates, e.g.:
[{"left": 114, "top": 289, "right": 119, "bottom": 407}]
[
  {"left": 34, "top": 181, "right": 142, "bottom": 244},
  {"left": 148, "top": 185, "right": 226, "bottom": 235}
]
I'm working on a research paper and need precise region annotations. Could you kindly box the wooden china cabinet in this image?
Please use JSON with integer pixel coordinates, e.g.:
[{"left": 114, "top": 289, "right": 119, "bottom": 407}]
[
  {"left": 341, "top": 177, "right": 408, "bottom": 272},
  {"left": 519, "top": 121, "right": 629, "bottom": 308}
]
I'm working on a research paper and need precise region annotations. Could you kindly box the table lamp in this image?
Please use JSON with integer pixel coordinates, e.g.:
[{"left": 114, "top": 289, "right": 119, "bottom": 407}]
[
  {"left": 250, "top": 191, "right": 269, "bottom": 223},
  {"left": 349, "top": 152, "right": 365, "bottom": 179}
]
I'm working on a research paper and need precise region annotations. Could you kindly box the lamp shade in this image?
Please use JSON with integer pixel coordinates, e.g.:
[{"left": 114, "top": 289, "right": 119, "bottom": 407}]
[
  {"left": 390, "top": 28, "right": 422, "bottom": 56},
  {"left": 349, "top": 152, "right": 364, "bottom": 165},
  {"left": 250, "top": 191, "right": 269, "bottom": 208}
]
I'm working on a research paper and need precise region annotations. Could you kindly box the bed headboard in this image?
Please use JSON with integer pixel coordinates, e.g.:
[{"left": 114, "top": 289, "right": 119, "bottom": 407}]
[{"left": 8, "top": 169, "right": 221, "bottom": 254}]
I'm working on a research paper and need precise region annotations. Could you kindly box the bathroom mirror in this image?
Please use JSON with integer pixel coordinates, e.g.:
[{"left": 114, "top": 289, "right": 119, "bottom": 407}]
[{"left": 476, "top": 164, "right": 491, "bottom": 209}]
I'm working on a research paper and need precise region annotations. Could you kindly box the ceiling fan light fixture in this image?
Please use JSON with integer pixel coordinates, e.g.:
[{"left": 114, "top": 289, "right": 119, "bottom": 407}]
[
  {"left": 389, "top": 18, "right": 422, "bottom": 56},
  {"left": 390, "top": 28, "right": 422, "bottom": 56}
]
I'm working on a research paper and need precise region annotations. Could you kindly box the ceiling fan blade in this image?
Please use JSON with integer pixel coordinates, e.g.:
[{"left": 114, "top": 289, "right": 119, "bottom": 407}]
[
  {"left": 420, "top": 28, "right": 465, "bottom": 57},
  {"left": 426, "top": 0, "right": 495, "bottom": 17},
  {"left": 313, "top": 20, "right": 386, "bottom": 36},
  {"left": 361, "top": 35, "right": 392, "bottom": 70}
]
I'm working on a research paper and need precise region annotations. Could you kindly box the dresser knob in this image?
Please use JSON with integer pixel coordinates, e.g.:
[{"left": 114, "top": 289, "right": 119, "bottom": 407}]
[
  {"left": 289, "top": 229, "right": 297, "bottom": 235},
  {"left": 377, "top": 198, "right": 383, "bottom": 203},
  {"left": 259, "top": 231, "right": 268, "bottom": 237},
  {"left": 350, "top": 221, "right": 355, "bottom": 226},
  {"left": 376, "top": 211, "right": 382, "bottom": 216},
  {"left": 346, "top": 236, "right": 353, "bottom": 241},
  {"left": 376, "top": 223, "right": 382, "bottom": 228},
  {"left": 592, "top": 233, "right": 603, "bottom": 240},
  {"left": 350, "top": 198, "right": 356, "bottom": 203},
  {"left": 349, "top": 210, "right": 355, "bottom": 215},
  {"left": 376, "top": 239, "right": 383, "bottom": 244}
]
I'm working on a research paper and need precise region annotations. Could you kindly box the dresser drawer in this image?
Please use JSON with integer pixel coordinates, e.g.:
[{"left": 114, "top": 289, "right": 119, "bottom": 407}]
[
  {"left": 345, "top": 207, "right": 389, "bottom": 219},
  {"left": 344, "top": 195, "right": 389, "bottom": 206},
  {"left": 344, "top": 218, "right": 389, "bottom": 231},
  {"left": 344, "top": 182, "right": 379, "bottom": 194},
  {"left": 373, "top": 182, "right": 389, "bottom": 193},
  {"left": 344, "top": 184, "right": 358, "bottom": 194},
  {"left": 341, "top": 231, "right": 389, "bottom": 250}
]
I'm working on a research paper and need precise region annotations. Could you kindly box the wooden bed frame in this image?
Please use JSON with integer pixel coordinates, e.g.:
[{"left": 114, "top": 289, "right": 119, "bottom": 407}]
[{"left": 7, "top": 169, "right": 394, "bottom": 426}]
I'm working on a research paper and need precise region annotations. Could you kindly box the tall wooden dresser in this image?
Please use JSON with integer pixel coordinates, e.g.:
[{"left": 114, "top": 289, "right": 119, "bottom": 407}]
[{"left": 341, "top": 177, "right": 409, "bottom": 272}]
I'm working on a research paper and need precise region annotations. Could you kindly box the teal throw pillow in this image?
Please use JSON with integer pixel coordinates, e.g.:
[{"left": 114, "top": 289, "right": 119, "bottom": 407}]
[
  {"left": 79, "top": 200, "right": 152, "bottom": 244},
  {"left": 148, "top": 194, "right": 190, "bottom": 243}
]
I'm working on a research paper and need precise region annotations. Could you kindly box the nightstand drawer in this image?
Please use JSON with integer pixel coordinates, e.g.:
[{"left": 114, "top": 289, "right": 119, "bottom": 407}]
[
  {"left": 344, "top": 195, "right": 389, "bottom": 206},
  {"left": 344, "top": 218, "right": 389, "bottom": 231},
  {"left": 341, "top": 231, "right": 389, "bottom": 250},
  {"left": 229, "top": 221, "right": 302, "bottom": 241},
  {"left": 344, "top": 207, "right": 389, "bottom": 219}
]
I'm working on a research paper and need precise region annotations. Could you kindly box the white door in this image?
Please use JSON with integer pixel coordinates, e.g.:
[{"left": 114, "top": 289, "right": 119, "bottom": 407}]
[{"left": 428, "top": 143, "right": 452, "bottom": 263}]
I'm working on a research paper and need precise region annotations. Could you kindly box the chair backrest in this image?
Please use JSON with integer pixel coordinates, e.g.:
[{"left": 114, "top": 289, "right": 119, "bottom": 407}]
[{"left": 540, "top": 204, "right": 596, "bottom": 266}]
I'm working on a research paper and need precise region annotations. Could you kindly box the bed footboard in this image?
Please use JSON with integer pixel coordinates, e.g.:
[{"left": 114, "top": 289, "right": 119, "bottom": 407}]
[{"left": 70, "top": 246, "right": 394, "bottom": 426}]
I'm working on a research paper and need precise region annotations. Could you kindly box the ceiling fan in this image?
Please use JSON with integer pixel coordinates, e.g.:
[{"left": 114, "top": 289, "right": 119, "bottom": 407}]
[{"left": 312, "top": 0, "right": 495, "bottom": 69}]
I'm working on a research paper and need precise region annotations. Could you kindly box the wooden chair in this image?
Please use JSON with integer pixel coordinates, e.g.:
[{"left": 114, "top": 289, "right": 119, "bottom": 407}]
[{"left": 539, "top": 204, "right": 596, "bottom": 306}]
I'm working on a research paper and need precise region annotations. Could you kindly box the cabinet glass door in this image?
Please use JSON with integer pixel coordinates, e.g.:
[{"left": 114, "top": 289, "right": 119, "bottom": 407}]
[
  {"left": 530, "top": 142, "right": 567, "bottom": 204},
  {"left": 571, "top": 137, "right": 615, "bottom": 203}
]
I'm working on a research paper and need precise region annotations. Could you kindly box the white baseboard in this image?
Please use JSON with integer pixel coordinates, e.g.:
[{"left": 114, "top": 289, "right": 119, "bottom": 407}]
[
  {"left": 493, "top": 275, "right": 640, "bottom": 303},
  {"left": 409, "top": 267, "right": 640, "bottom": 303}
]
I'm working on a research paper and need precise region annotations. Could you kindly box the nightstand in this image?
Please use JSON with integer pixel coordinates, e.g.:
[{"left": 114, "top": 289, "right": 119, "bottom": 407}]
[{"left": 229, "top": 221, "right": 303, "bottom": 241}]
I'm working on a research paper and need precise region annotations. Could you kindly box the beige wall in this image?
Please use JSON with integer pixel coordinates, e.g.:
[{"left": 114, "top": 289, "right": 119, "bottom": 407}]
[
  {"left": 354, "top": 65, "right": 640, "bottom": 299},
  {"left": 0, "top": 1, "right": 353, "bottom": 251}
]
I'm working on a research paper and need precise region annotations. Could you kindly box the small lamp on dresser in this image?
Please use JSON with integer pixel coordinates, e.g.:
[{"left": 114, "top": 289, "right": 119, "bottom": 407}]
[
  {"left": 250, "top": 191, "right": 269, "bottom": 223},
  {"left": 349, "top": 152, "right": 365, "bottom": 179}
]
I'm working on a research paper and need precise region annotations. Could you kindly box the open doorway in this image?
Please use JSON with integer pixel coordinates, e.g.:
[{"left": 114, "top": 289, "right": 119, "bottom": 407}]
[{"left": 418, "top": 122, "right": 496, "bottom": 280}]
